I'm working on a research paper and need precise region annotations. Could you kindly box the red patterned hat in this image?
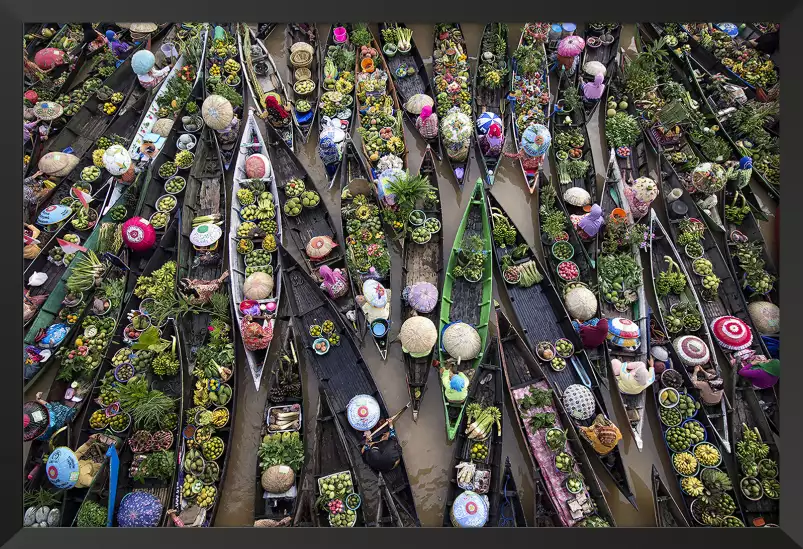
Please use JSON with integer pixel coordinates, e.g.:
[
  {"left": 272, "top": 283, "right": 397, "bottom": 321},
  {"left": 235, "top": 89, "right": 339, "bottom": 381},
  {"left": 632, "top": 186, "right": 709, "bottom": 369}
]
[{"left": 710, "top": 316, "right": 753, "bottom": 352}]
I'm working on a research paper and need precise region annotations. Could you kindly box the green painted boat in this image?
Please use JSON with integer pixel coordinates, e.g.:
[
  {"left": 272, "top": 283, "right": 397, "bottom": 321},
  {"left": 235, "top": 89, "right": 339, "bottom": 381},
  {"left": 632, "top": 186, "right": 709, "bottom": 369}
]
[{"left": 438, "top": 178, "right": 493, "bottom": 441}]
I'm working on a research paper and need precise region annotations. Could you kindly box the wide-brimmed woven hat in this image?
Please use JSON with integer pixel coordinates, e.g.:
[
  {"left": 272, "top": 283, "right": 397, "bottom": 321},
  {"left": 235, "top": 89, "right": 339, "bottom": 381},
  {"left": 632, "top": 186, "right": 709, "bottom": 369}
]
[
  {"left": 33, "top": 101, "right": 63, "bottom": 121},
  {"left": 710, "top": 316, "right": 753, "bottom": 351}
]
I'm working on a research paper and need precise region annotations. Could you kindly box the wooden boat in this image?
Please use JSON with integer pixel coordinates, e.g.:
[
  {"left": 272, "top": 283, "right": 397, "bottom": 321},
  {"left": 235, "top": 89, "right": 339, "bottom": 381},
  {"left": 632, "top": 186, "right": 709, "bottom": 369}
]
[
  {"left": 637, "top": 23, "right": 779, "bottom": 201},
  {"left": 279, "top": 245, "right": 421, "bottom": 527},
  {"left": 229, "top": 109, "right": 283, "bottom": 390},
  {"left": 292, "top": 388, "right": 366, "bottom": 527},
  {"left": 439, "top": 179, "right": 493, "bottom": 441},
  {"left": 284, "top": 24, "right": 320, "bottom": 143},
  {"left": 473, "top": 23, "right": 509, "bottom": 187},
  {"left": 496, "top": 457, "right": 527, "bottom": 527},
  {"left": 339, "top": 139, "right": 392, "bottom": 359},
  {"left": 442, "top": 338, "right": 503, "bottom": 528},
  {"left": 253, "top": 318, "right": 305, "bottom": 526},
  {"left": 256, "top": 24, "right": 277, "bottom": 40},
  {"left": 353, "top": 27, "right": 409, "bottom": 182},
  {"left": 377, "top": 23, "right": 439, "bottom": 156},
  {"left": 23, "top": 165, "right": 156, "bottom": 392},
  {"left": 432, "top": 23, "right": 472, "bottom": 187},
  {"left": 656, "top": 156, "right": 779, "bottom": 436},
  {"left": 264, "top": 122, "right": 362, "bottom": 341},
  {"left": 490, "top": 195, "right": 635, "bottom": 507},
  {"left": 548, "top": 90, "right": 598, "bottom": 269},
  {"left": 536, "top": 178, "right": 599, "bottom": 326},
  {"left": 318, "top": 23, "right": 357, "bottom": 187},
  {"left": 647, "top": 310, "right": 748, "bottom": 527},
  {"left": 400, "top": 146, "right": 443, "bottom": 419},
  {"left": 171, "top": 125, "right": 236, "bottom": 528},
  {"left": 24, "top": 258, "right": 133, "bottom": 527},
  {"left": 596, "top": 157, "right": 649, "bottom": 451},
  {"left": 23, "top": 31, "right": 172, "bottom": 266},
  {"left": 721, "top": 180, "right": 780, "bottom": 312},
  {"left": 680, "top": 53, "right": 779, "bottom": 212},
  {"left": 580, "top": 24, "right": 622, "bottom": 118},
  {"left": 603, "top": 60, "right": 652, "bottom": 199},
  {"left": 651, "top": 465, "right": 691, "bottom": 526},
  {"left": 70, "top": 219, "right": 186, "bottom": 527},
  {"left": 497, "top": 309, "right": 617, "bottom": 526},
  {"left": 509, "top": 24, "right": 551, "bottom": 194},
  {"left": 24, "top": 24, "right": 92, "bottom": 96},
  {"left": 238, "top": 23, "right": 294, "bottom": 152},
  {"left": 24, "top": 23, "right": 64, "bottom": 57},
  {"left": 126, "top": 26, "right": 208, "bottom": 169},
  {"left": 647, "top": 209, "right": 732, "bottom": 452}
]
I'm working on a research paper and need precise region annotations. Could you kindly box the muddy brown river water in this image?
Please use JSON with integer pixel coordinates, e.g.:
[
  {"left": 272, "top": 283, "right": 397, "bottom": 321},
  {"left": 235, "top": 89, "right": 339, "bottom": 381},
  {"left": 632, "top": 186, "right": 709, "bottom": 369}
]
[{"left": 24, "top": 23, "right": 779, "bottom": 528}]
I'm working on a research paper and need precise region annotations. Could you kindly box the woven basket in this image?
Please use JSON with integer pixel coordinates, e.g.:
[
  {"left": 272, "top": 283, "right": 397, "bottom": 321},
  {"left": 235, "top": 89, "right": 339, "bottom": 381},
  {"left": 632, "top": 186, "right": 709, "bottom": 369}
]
[
  {"left": 294, "top": 67, "right": 312, "bottom": 81},
  {"left": 290, "top": 49, "right": 313, "bottom": 69},
  {"left": 290, "top": 41, "right": 315, "bottom": 55}
]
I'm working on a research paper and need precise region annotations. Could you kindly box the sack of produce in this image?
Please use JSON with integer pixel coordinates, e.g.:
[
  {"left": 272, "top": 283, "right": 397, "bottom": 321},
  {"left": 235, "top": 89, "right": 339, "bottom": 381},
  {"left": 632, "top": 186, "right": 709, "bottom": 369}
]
[{"left": 261, "top": 465, "right": 295, "bottom": 493}]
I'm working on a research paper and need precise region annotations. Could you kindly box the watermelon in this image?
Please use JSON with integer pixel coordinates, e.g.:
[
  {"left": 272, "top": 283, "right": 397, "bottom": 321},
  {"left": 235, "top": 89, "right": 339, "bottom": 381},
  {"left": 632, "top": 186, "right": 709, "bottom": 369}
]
[{"left": 245, "top": 154, "right": 272, "bottom": 179}]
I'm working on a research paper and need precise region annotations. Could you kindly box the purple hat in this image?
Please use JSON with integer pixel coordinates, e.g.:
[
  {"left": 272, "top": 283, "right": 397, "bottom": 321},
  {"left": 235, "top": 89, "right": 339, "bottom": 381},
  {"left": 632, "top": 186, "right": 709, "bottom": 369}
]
[{"left": 578, "top": 204, "right": 604, "bottom": 237}]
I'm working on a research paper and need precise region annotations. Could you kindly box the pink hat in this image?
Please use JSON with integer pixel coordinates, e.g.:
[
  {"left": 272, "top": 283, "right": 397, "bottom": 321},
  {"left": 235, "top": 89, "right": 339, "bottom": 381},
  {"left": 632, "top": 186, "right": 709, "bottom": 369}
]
[{"left": 420, "top": 105, "right": 433, "bottom": 119}]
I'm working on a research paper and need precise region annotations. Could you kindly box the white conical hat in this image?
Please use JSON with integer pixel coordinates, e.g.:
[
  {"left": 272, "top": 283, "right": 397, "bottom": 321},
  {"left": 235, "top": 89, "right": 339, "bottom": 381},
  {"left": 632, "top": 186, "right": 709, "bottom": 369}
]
[
  {"left": 190, "top": 223, "right": 223, "bottom": 247},
  {"left": 399, "top": 316, "right": 437, "bottom": 357},
  {"left": 103, "top": 144, "right": 132, "bottom": 176},
  {"left": 442, "top": 322, "right": 481, "bottom": 362}
]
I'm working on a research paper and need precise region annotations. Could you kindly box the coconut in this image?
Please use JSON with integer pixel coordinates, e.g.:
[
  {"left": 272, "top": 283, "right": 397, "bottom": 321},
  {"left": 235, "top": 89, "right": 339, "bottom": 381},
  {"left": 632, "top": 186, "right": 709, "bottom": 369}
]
[
  {"left": 442, "top": 322, "right": 482, "bottom": 364},
  {"left": 565, "top": 286, "right": 597, "bottom": 322},
  {"left": 38, "top": 151, "right": 80, "bottom": 177},
  {"left": 563, "top": 187, "right": 592, "bottom": 207},
  {"left": 399, "top": 316, "right": 438, "bottom": 357},
  {"left": 245, "top": 154, "right": 272, "bottom": 179},
  {"left": 261, "top": 465, "right": 295, "bottom": 493}
]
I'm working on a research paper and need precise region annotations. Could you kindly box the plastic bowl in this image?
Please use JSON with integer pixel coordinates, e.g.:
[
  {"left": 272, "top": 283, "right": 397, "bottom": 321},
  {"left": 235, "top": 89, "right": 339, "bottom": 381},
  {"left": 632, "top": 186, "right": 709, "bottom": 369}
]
[
  {"left": 313, "top": 337, "right": 331, "bottom": 355},
  {"left": 693, "top": 442, "right": 722, "bottom": 468},
  {"left": 740, "top": 477, "right": 764, "bottom": 501},
  {"left": 658, "top": 387, "right": 680, "bottom": 409},
  {"left": 681, "top": 418, "right": 707, "bottom": 443}
]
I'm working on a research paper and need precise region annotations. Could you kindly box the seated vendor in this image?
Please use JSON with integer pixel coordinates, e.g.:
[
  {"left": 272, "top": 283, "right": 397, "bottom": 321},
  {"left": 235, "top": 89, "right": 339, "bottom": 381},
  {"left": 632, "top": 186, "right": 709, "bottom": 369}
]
[
  {"left": 361, "top": 418, "right": 402, "bottom": 473},
  {"left": 440, "top": 364, "right": 469, "bottom": 404}
]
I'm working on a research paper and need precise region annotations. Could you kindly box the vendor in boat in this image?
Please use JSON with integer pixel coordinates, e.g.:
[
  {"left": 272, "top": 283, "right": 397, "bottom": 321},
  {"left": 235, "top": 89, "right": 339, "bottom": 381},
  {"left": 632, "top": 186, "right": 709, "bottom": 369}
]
[
  {"left": 440, "top": 363, "right": 470, "bottom": 404},
  {"left": 415, "top": 105, "right": 439, "bottom": 140},
  {"left": 735, "top": 353, "right": 780, "bottom": 390},
  {"left": 361, "top": 418, "right": 402, "bottom": 473},
  {"left": 478, "top": 122, "right": 503, "bottom": 158},
  {"left": 23, "top": 392, "right": 77, "bottom": 442},
  {"left": 132, "top": 49, "right": 170, "bottom": 90},
  {"left": 582, "top": 73, "right": 606, "bottom": 105},
  {"left": 612, "top": 358, "right": 655, "bottom": 395},
  {"left": 82, "top": 23, "right": 110, "bottom": 53},
  {"left": 105, "top": 30, "right": 132, "bottom": 58},
  {"left": 263, "top": 92, "right": 292, "bottom": 129},
  {"left": 749, "top": 28, "right": 779, "bottom": 57},
  {"left": 690, "top": 365, "right": 725, "bottom": 405}
]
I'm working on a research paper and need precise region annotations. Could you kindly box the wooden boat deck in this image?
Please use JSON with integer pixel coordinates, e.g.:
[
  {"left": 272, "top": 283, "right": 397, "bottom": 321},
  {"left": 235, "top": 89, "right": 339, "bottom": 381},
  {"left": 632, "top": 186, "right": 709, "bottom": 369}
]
[
  {"left": 284, "top": 24, "right": 320, "bottom": 144},
  {"left": 378, "top": 23, "right": 439, "bottom": 155},
  {"left": 497, "top": 310, "right": 617, "bottom": 526},
  {"left": 473, "top": 23, "right": 509, "bottom": 187},
  {"left": 280, "top": 246, "right": 421, "bottom": 526},
  {"left": 651, "top": 465, "right": 690, "bottom": 526},
  {"left": 442, "top": 343, "right": 504, "bottom": 527},
  {"left": 400, "top": 147, "right": 443, "bottom": 420}
]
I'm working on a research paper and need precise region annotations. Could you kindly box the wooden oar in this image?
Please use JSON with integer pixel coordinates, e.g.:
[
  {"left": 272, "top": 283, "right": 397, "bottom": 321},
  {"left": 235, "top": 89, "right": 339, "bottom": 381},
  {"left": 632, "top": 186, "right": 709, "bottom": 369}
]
[{"left": 368, "top": 401, "right": 411, "bottom": 438}]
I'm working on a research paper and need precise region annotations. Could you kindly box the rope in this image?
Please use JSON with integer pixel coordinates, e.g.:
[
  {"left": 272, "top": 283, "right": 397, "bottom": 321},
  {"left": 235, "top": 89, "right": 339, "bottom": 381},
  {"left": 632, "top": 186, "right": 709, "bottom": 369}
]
[{"left": 497, "top": 472, "right": 514, "bottom": 526}]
